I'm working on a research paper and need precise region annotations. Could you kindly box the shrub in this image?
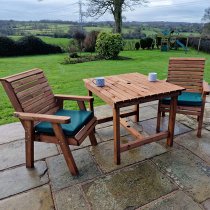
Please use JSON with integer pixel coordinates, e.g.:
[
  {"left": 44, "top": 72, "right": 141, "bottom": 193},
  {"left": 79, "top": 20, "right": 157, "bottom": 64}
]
[
  {"left": 140, "top": 39, "right": 147, "bottom": 49},
  {"left": 62, "top": 55, "right": 100, "bottom": 64},
  {"left": 0, "top": 35, "right": 62, "bottom": 57},
  {"left": 16, "top": 36, "right": 62, "bottom": 55},
  {"left": 83, "top": 30, "right": 99, "bottom": 52},
  {"left": 73, "top": 30, "right": 86, "bottom": 52},
  {"left": 145, "top": 37, "right": 154, "bottom": 49},
  {"left": 135, "top": 42, "right": 140, "bottom": 50},
  {"left": 96, "top": 32, "right": 124, "bottom": 59},
  {"left": 69, "top": 52, "right": 79, "bottom": 58},
  {"left": 0, "top": 36, "right": 17, "bottom": 57},
  {"left": 188, "top": 37, "right": 210, "bottom": 53},
  {"left": 67, "top": 39, "right": 79, "bottom": 54},
  {"left": 140, "top": 37, "right": 154, "bottom": 49}
]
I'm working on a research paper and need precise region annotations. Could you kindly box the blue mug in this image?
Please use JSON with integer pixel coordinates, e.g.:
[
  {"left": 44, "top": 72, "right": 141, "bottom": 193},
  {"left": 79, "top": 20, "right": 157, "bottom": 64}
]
[{"left": 93, "top": 77, "right": 105, "bottom": 87}]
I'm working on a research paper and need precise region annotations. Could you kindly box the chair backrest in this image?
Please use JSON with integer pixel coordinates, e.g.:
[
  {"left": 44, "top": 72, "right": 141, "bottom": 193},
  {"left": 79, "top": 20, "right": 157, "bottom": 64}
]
[
  {"left": 0, "top": 68, "right": 59, "bottom": 115},
  {"left": 167, "top": 57, "right": 205, "bottom": 93}
]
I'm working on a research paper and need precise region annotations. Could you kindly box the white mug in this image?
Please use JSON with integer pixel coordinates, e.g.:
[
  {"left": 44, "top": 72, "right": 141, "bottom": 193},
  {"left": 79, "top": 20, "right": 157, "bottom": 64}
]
[
  {"left": 93, "top": 77, "right": 105, "bottom": 87},
  {"left": 148, "top": 72, "right": 157, "bottom": 82}
]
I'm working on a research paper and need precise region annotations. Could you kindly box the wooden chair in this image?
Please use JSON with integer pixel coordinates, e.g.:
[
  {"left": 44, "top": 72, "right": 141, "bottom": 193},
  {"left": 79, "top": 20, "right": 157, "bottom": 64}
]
[
  {"left": 157, "top": 57, "right": 210, "bottom": 137},
  {"left": 0, "top": 69, "right": 98, "bottom": 176}
]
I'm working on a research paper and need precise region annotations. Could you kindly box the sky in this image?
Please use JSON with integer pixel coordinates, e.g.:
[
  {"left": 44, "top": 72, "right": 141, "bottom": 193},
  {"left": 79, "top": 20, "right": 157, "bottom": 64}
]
[{"left": 0, "top": 0, "right": 209, "bottom": 23}]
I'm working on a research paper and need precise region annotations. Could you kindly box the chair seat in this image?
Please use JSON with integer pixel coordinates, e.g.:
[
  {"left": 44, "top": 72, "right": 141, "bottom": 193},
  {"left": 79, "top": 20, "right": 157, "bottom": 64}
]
[
  {"left": 162, "top": 92, "right": 202, "bottom": 106},
  {"left": 35, "top": 109, "right": 94, "bottom": 137}
]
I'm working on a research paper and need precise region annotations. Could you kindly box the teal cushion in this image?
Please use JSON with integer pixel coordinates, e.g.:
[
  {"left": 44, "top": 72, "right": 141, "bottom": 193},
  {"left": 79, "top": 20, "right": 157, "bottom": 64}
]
[
  {"left": 35, "top": 109, "right": 94, "bottom": 137},
  {"left": 162, "top": 92, "right": 202, "bottom": 106}
]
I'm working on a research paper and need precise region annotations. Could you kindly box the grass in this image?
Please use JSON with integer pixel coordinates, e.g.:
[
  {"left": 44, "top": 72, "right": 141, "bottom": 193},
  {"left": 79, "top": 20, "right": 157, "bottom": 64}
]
[{"left": 0, "top": 49, "right": 210, "bottom": 125}]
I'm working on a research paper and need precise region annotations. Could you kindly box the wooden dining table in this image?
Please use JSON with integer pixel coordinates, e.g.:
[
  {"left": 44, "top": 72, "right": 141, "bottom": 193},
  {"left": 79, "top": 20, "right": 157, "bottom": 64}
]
[{"left": 83, "top": 72, "right": 185, "bottom": 164}]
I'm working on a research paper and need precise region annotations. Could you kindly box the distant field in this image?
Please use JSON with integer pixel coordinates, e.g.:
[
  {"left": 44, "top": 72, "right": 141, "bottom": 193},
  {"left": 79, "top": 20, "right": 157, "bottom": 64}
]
[{"left": 0, "top": 49, "right": 209, "bottom": 125}]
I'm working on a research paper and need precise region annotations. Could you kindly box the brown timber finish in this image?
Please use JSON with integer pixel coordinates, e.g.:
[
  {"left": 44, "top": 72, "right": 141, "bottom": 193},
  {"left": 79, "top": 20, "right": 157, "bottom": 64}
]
[
  {"left": 157, "top": 58, "right": 210, "bottom": 138},
  {"left": 84, "top": 72, "right": 185, "bottom": 164},
  {"left": 0, "top": 69, "right": 98, "bottom": 176}
]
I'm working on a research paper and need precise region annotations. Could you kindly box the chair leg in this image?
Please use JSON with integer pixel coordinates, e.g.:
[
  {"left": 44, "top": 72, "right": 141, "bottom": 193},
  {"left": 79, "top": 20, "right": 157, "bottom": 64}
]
[
  {"left": 52, "top": 123, "right": 78, "bottom": 176},
  {"left": 156, "top": 101, "right": 161, "bottom": 133},
  {"left": 197, "top": 111, "right": 205, "bottom": 138},
  {"left": 24, "top": 121, "right": 34, "bottom": 168},
  {"left": 59, "top": 140, "right": 78, "bottom": 176},
  {"left": 89, "top": 131, "right": 98, "bottom": 146}
]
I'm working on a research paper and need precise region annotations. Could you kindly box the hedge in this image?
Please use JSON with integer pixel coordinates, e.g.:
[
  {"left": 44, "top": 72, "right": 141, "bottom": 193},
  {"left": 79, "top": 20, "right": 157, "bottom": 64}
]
[
  {"left": 188, "top": 37, "right": 210, "bottom": 53},
  {"left": 0, "top": 35, "right": 62, "bottom": 57}
]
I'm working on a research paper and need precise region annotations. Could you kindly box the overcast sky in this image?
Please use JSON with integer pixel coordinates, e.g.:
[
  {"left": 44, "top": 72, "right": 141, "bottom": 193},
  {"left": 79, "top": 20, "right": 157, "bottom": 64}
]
[{"left": 0, "top": 0, "right": 209, "bottom": 23}]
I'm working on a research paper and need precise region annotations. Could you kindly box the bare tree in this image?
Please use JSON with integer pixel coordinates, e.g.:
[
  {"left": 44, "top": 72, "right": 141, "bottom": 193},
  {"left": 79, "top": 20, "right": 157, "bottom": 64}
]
[
  {"left": 86, "top": 0, "right": 148, "bottom": 33},
  {"left": 202, "top": 7, "right": 210, "bottom": 22},
  {"left": 202, "top": 7, "right": 210, "bottom": 35}
]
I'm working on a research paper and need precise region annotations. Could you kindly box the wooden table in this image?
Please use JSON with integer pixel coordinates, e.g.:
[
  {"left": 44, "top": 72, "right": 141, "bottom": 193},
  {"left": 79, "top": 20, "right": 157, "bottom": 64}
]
[{"left": 84, "top": 73, "right": 185, "bottom": 164}]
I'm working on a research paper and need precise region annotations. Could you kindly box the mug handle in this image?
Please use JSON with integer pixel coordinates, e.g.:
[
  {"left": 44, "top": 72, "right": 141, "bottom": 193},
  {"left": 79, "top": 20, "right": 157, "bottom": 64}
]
[{"left": 92, "top": 79, "right": 96, "bottom": 85}]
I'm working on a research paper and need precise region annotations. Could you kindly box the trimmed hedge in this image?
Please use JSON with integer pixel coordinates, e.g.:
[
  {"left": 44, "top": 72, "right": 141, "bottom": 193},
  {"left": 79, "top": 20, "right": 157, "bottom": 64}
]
[
  {"left": 140, "top": 37, "right": 154, "bottom": 49},
  {"left": 96, "top": 32, "right": 124, "bottom": 59},
  {"left": 188, "top": 37, "right": 210, "bottom": 53},
  {"left": 0, "top": 35, "right": 62, "bottom": 57}
]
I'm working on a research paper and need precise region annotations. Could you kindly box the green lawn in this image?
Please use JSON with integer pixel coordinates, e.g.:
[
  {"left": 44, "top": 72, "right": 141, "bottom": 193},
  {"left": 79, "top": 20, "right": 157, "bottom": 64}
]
[{"left": 0, "top": 49, "right": 209, "bottom": 125}]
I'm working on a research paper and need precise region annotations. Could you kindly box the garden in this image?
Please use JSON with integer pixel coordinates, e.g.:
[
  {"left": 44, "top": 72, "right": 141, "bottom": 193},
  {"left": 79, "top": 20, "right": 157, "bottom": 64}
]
[{"left": 0, "top": 29, "right": 210, "bottom": 126}]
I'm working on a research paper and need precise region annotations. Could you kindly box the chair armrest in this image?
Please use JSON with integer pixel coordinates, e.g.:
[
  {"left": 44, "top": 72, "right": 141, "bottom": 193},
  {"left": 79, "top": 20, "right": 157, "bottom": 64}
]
[
  {"left": 54, "top": 94, "right": 94, "bottom": 102},
  {"left": 14, "top": 112, "right": 70, "bottom": 124},
  {"left": 203, "top": 81, "right": 210, "bottom": 95}
]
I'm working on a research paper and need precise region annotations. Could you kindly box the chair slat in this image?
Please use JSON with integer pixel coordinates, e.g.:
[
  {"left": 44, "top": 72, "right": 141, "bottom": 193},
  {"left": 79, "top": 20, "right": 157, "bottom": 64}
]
[
  {"left": 1, "top": 69, "right": 58, "bottom": 115},
  {"left": 14, "top": 77, "right": 47, "bottom": 93},
  {"left": 24, "top": 95, "right": 55, "bottom": 112},
  {"left": 11, "top": 73, "right": 44, "bottom": 89},
  {"left": 167, "top": 58, "right": 205, "bottom": 93},
  {"left": 1, "top": 69, "right": 43, "bottom": 83},
  {"left": 19, "top": 86, "right": 52, "bottom": 104}
]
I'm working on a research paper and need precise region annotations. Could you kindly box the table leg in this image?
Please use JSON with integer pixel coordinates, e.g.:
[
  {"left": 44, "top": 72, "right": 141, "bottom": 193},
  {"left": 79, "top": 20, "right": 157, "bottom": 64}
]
[
  {"left": 167, "top": 95, "right": 177, "bottom": 146},
  {"left": 88, "top": 90, "right": 96, "bottom": 132},
  {"left": 134, "top": 104, "right": 139, "bottom": 122},
  {"left": 113, "top": 107, "right": 121, "bottom": 165},
  {"left": 88, "top": 90, "right": 94, "bottom": 112}
]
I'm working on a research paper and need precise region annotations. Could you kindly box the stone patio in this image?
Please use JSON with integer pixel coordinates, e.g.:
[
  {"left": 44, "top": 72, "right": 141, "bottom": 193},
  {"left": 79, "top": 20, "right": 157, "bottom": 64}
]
[{"left": 0, "top": 98, "right": 210, "bottom": 210}]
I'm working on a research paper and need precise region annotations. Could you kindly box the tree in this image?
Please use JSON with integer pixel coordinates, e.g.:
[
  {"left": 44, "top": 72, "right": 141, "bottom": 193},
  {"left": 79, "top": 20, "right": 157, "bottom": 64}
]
[
  {"left": 202, "top": 7, "right": 210, "bottom": 35},
  {"left": 86, "top": 0, "right": 148, "bottom": 33},
  {"left": 202, "top": 7, "right": 210, "bottom": 22}
]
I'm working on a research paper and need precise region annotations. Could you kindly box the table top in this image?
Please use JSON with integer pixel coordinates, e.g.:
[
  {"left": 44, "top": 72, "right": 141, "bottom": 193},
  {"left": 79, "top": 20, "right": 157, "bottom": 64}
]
[{"left": 84, "top": 73, "right": 185, "bottom": 108}]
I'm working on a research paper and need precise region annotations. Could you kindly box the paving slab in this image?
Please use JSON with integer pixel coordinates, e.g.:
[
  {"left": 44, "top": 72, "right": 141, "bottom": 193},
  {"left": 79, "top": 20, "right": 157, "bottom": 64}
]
[
  {"left": 54, "top": 185, "right": 88, "bottom": 210},
  {"left": 96, "top": 125, "right": 128, "bottom": 142},
  {"left": 94, "top": 105, "right": 112, "bottom": 120},
  {"left": 175, "top": 114, "right": 198, "bottom": 130},
  {"left": 0, "top": 140, "right": 59, "bottom": 170},
  {"left": 152, "top": 148, "right": 210, "bottom": 203},
  {"left": 138, "top": 106, "right": 158, "bottom": 121},
  {"left": 0, "top": 122, "right": 24, "bottom": 144},
  {"left": 0, "top": 185, "right": 54, "bottom": 210},
  {"left": 206, "top": 96, "right": 210, "bottom": 103},
  {"left": 68, "top": 134, "right": 101, "bottom": 151},
  {"left": 202, "top": 199, "right": 210, "bottom": 210},
  {"left": 47, "top": 148, "right": 101, "bottom": 191},
  {"left": 140, "top": 117, "right": 192, "bottom": 136},
  {"left": 138, "top": 190, "right": 203, "bottom": 210},
  {"left": 0, "top": 161, "right": 48, "bottom": 199},
  {"left": 90, "top": 136, "right": 175, "bottom": 173},
  {"left": 204, "top": 102, "right": 210, "bottom": 124},
  {"left": 82, "top": 161, "right": 177, "bottom": 210},
  {"left": 174, "top": 129, "right": 210, "bottom": 164},
  {"left": 140, "top": 100, "right": 158, "bottom": 107},
  {"left": 94, "top": 104, "right": 157, "bottom": 129}
]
